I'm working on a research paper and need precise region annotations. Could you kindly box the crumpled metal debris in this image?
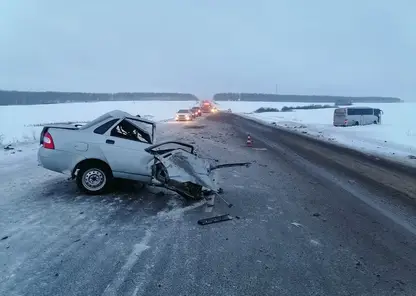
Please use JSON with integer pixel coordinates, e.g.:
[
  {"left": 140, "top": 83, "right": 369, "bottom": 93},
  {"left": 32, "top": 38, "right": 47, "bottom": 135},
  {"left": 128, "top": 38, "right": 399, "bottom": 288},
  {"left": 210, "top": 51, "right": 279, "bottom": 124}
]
[{"left": 151, "top": 144, "right": 250, "bottom": 200}]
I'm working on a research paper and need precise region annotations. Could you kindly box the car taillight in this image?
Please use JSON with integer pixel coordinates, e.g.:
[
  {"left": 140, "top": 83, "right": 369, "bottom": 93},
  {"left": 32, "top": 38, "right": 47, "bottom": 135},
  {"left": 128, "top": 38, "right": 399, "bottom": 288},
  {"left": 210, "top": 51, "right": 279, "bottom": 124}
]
[{"left": 43, "top": 132, "right": 55, "bottom": 149}]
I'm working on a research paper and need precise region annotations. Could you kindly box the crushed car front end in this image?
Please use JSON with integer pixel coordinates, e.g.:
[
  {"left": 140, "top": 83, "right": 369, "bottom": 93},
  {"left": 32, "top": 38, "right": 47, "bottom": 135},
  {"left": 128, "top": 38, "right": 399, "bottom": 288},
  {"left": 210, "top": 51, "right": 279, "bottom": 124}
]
[{"left": 144, "top": 141, "right": 250, "bottom": 200}]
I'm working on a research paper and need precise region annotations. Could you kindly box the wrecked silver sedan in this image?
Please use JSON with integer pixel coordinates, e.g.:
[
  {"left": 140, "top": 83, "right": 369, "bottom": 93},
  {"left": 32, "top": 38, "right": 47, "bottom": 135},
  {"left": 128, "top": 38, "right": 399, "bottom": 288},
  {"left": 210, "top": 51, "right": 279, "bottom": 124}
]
[{"left": 37, "top": 110, "right": 249, "bottom": 200}]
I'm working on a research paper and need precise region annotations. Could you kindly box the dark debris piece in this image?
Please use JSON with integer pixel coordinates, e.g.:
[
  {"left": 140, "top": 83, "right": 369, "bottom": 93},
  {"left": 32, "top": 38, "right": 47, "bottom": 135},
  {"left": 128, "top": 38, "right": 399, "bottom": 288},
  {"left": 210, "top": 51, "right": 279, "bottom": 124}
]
[{"left": 198, "top": 214, "right": 233, "bottom": 225}]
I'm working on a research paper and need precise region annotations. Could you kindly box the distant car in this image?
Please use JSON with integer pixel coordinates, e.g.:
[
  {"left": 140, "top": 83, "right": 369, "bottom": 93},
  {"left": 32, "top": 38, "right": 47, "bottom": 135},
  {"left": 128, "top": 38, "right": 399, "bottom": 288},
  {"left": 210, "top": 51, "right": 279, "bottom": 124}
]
[
  {"left": 190, "top": 107, "right": 202, "bottom": 117},
  {"left": 200, "top": 100, "right": 213, "bottom": 113},
  {"left": 227, "top": 108, "right": 232, "bottom": 113},
  {"left": 175, "top": 109, "right": 193, "bottom": 121}
]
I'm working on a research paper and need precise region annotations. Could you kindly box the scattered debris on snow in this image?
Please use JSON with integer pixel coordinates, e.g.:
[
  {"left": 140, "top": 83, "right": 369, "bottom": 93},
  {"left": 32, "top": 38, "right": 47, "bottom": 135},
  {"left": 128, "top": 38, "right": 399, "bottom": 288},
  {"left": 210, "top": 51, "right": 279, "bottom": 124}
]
[
  {"left": 3, "top": 144, "right": 14, "bottom": 151},
  {"left": 197, "top": 214, "right": 233, "bottom": 225}
]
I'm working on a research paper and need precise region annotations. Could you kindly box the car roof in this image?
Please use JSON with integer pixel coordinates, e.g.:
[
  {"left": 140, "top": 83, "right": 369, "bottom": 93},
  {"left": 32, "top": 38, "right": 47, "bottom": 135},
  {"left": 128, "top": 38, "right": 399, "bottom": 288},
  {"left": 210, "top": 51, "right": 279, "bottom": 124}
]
[
  {"left": 106, "top": 110, "right": 155, "bottom": 124},
  {"left": 177, "top": 109, "right": 189, "bottom": 112}
]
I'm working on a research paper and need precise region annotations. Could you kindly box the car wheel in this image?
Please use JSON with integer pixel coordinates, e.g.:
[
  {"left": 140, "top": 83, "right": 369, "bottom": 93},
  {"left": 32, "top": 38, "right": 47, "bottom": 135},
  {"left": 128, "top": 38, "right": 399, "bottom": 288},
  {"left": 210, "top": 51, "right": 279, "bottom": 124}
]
[{"left": 76, "top": 163, "right": 112, "bottom": 195}]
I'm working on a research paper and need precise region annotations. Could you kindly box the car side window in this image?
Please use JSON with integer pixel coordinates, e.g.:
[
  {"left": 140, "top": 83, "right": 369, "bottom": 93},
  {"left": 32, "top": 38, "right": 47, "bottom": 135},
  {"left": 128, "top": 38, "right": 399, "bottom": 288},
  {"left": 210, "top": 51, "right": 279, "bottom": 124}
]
[
  {"left": 110, "top": 119, "right": 152, "bottom": 144},
  {"left": 93, "top": 119, "right": 119, "bottom": 135}
]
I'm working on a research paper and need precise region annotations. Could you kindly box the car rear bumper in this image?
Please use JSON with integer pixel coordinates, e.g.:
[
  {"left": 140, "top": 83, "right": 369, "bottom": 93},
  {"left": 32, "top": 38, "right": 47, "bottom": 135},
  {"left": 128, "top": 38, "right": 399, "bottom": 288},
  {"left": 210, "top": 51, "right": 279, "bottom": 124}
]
[{"left": 38, "top": 147, "right": 83, "bottom": 175}]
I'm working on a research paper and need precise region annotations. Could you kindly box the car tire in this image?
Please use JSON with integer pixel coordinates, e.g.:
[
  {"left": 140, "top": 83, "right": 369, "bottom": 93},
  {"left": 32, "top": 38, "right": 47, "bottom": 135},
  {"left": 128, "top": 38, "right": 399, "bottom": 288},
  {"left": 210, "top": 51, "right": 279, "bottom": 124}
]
[{"left": 76, "top": 162, "right": 113, "bottom": 195}]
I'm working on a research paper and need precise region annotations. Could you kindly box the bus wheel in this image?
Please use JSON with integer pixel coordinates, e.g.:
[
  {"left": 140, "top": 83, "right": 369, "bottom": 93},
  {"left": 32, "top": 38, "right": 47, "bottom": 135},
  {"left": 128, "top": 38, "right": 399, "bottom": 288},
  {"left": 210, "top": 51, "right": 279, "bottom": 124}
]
[
  {"left": 354, "top": 121, "right": 359, "bottom": 126},
  {"left": 373, "top": 120, "right": 378, "bottom": 124}
]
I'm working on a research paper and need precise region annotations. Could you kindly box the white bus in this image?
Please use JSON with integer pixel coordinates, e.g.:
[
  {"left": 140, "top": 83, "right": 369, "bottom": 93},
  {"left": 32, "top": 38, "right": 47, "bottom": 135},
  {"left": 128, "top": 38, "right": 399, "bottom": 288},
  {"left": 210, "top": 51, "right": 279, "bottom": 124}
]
[{"left": 333, "top": 107, "right": 383, "bottom": 127}]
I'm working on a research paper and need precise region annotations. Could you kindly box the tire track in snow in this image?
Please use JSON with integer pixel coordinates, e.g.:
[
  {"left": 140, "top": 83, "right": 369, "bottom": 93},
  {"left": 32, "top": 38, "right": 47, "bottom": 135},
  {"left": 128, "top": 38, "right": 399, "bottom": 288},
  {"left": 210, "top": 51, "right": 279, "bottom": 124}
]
[
  {"left": 127, "top": 200, "right": 206, "bottom": 296},
  {"left": 101, "top": 229, "right": 153, "bottom": 296}
]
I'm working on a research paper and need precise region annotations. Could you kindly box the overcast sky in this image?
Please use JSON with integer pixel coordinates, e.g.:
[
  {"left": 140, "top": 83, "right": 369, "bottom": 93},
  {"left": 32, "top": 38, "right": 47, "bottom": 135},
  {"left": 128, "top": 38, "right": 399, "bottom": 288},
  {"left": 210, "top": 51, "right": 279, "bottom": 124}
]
[{"left": 0, "top": 0, "right": 415, "bottom": 99}]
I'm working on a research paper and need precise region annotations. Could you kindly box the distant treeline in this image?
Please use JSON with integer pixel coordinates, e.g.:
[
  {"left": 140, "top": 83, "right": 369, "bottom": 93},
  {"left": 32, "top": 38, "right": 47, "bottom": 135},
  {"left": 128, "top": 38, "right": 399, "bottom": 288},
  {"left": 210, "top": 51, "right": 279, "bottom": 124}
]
[
  {"left": 213, "top": 93, "right": 402, "bottom": 103},
  {"left": 0, "top": 90, "right": 198, "bottom": 106},
  {"left": 0, "top": 90, "right": 402, "bottom": 106}
]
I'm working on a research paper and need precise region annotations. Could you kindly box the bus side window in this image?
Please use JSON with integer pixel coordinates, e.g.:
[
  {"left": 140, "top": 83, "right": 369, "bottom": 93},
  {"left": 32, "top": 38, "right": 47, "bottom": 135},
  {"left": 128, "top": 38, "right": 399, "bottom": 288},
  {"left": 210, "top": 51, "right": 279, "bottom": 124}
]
[
  {"left": 347, "top": 108, "right": 356, "bottom": 115},
  {"left": 348, "top": 108, "right": 373, "bottom": 115},
  {"left": 362, "top": 109, "right": 373, "bottom": 115}
]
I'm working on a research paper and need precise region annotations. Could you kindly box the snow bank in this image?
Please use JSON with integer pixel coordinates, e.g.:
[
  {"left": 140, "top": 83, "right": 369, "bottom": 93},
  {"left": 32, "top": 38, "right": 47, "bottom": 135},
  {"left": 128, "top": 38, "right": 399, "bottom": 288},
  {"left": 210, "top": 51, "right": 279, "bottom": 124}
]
[
  {"left": 224, "top": 102, "right": 416, "bottom": 167},
  {"left": 0, "top": 101, "right": 198, "bottom": 145},
  {"left": 214, "top": 101, "right": 318, "bottom": 113}
]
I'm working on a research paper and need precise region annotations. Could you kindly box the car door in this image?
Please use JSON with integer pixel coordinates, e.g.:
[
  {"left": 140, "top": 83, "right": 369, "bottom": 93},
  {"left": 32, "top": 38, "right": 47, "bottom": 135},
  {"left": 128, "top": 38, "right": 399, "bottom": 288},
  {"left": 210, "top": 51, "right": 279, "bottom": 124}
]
[{"left": 99, "top": 120, "right": 154, "bottom": 181}]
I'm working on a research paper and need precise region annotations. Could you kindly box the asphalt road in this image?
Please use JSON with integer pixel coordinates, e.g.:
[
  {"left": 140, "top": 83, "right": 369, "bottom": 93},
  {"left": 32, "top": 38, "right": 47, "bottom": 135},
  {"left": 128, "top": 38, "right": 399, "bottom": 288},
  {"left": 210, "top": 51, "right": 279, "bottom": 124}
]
[{"left": 1, "top": 113, "right": 415, "bottom": 296}]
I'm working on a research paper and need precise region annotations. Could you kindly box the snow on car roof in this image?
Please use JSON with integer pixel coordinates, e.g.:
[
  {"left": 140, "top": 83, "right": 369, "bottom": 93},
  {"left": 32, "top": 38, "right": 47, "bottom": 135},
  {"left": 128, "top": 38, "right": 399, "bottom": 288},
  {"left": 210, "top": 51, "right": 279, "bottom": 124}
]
[
  {"left": 80, "top": 110, "right": 156, "bottom": 130},
  {"left": 106, "top": 110, "right": 156, "bottom": 124}
]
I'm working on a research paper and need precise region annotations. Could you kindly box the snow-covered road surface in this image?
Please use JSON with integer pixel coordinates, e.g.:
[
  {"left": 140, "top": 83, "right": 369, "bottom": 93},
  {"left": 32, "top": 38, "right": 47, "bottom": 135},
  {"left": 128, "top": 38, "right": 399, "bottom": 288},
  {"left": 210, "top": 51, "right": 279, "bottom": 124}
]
[{"left": 1, "top": 115, "right": 416, "bottom": 296}]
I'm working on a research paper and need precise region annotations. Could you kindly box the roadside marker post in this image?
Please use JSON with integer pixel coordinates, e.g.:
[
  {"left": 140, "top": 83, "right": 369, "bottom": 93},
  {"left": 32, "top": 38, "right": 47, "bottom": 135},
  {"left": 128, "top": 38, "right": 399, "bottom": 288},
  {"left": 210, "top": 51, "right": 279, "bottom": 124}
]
[{"left": 246, "top": 135, "right": 253, "bottom": 147}]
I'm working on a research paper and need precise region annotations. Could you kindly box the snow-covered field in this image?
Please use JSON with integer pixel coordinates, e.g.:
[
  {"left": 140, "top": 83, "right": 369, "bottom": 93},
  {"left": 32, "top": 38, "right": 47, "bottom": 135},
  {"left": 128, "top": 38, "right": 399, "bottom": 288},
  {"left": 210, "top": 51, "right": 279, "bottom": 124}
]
[
  {"left": 218, "top": 101, "right": 416, "bottom": 167},
  {"left": 1, "top": 100, "right": 415, "bottom": 167}
]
